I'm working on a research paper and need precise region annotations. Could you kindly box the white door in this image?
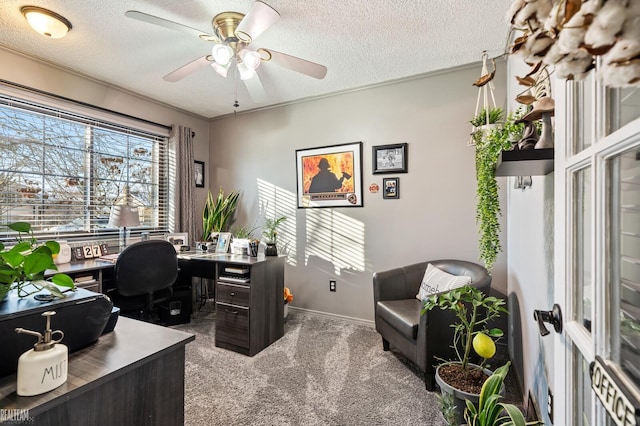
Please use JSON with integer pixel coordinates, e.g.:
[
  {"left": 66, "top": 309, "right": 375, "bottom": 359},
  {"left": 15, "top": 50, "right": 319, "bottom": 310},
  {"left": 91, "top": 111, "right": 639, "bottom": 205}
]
[{"left": 553, "top": 75, "right": 640, "bottom": 425}]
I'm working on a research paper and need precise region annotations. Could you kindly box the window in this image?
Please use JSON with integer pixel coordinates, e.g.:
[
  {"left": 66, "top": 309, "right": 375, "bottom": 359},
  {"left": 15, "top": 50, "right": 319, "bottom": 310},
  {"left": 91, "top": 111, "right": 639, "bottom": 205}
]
[{"left": 0, "top": 95, "right": 169, "bottom": 241}]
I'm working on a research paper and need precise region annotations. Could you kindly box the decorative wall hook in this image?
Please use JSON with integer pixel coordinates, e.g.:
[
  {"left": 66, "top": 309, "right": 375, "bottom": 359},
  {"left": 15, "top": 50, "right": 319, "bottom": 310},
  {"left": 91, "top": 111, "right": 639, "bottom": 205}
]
[{"left": 514, "top": 176, "right": 532, "bottom": 190}]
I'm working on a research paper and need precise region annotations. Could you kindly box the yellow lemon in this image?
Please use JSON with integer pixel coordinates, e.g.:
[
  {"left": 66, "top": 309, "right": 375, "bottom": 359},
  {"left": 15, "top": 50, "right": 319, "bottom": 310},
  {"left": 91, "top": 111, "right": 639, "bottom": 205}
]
[{"left": 472, "top": 332, "right": 496, "bottom": 359}]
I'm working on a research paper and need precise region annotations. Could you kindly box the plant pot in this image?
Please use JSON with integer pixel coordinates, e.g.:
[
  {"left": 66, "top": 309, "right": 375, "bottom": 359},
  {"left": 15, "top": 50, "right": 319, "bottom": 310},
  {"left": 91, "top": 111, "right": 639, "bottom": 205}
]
[
  {"left": 284, "top": 302, "right": 289, "bottom": 320},
  {"left": 435, "top": 362, "right": 494, "bottom": 425},
  {"left": 264, "top": 243, "right": 278, "bottom": 256}
]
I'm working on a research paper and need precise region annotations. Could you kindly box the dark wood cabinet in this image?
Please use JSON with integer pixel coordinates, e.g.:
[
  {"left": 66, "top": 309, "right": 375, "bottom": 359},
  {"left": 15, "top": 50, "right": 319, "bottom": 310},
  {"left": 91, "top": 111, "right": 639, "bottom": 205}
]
[{"left": 214, "top": 256, "right": 284, "bottom": 356}]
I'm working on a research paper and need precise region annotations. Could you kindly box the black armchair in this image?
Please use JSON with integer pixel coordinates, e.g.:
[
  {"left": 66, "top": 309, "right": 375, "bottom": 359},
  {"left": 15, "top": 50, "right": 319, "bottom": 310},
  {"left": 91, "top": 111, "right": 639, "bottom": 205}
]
[
  {"left": 373, "top": 259, "right": 491, "bottom": 390},
  {"left": 111, "top": 240, "right": 178, "bottom": 322}
]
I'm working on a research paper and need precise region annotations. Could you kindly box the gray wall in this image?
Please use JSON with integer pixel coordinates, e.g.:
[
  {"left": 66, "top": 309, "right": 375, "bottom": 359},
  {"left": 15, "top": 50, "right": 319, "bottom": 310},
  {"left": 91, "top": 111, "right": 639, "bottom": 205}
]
[{"left": 209, "top": 63, "right": 509, "bottom": 322}]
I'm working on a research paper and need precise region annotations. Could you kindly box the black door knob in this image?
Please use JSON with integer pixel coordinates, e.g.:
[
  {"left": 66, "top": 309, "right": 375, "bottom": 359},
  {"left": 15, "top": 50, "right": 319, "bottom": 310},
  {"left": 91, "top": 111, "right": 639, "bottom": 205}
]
[{"left": 533, "top": 304, "right": 563, "bottom": 336}]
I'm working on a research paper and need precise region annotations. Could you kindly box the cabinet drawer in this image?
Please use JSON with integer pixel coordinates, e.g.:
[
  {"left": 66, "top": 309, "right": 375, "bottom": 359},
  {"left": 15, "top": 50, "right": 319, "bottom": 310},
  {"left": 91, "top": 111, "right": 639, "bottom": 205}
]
[
  {"left": 215, "top": 303, "right": 249, "bottom": 348},
  {"left": 217, "top": 282, "right": 250, "bottom": 307}
]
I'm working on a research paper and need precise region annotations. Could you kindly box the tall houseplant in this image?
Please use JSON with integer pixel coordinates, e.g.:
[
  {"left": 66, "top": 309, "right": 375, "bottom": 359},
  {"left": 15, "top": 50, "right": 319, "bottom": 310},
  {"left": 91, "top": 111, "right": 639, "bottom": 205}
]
[
  {"left": 475, "top": 110, "right": 525, "bottom": 270},
  {"left": 201, "top": 188, "right": 239, "bottom": 242},
  {"left": 422, "top": 285, "right": 507, "bottom": 424},
  {"left": 0, "top": 222, "right": 75, "bottom": 302}
]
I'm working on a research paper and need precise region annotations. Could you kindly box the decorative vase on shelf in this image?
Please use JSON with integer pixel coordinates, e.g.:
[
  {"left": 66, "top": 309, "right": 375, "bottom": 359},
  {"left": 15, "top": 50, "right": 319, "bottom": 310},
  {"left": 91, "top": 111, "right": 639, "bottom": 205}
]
[{"left": 264, "top": 243, "right": 278, "bottom": 256}]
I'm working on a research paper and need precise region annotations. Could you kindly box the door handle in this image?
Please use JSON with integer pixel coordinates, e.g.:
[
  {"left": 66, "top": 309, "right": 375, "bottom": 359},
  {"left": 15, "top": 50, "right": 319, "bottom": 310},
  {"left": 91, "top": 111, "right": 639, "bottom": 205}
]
[{"left": 533, "top": 304, "right": 563, "bottom": 336}]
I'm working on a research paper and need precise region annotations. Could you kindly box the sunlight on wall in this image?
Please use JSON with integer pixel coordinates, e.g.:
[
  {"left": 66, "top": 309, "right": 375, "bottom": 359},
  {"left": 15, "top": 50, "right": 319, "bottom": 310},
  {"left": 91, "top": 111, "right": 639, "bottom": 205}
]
[
  {"left": 257, "top": 178, "right": 366, "bottom": 273},
  {"left": 305, "top": 209, "right": 365, "bottom": 274},
  {"left": 257, "top": 179, "right": 297, "bottom": 266}
]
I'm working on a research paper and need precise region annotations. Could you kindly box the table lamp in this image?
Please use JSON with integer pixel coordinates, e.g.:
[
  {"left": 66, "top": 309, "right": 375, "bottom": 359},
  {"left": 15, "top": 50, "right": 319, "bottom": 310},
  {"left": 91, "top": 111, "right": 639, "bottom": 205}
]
[{"left": 109, "top": 204, "right": 140, "bottom": 250}]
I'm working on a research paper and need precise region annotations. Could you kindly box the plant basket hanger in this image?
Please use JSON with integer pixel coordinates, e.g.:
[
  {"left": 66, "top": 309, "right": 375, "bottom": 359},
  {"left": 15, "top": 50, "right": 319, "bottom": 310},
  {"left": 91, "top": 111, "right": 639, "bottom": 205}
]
[{"left": 469, "top": 52, "right": 499, "bottom": 146}]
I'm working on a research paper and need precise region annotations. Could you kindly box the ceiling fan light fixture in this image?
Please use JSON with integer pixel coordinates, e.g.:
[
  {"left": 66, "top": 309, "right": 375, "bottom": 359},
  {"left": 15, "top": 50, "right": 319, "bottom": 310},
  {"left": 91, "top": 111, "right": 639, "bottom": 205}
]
[
  {"left": 237, "top": 62, "right": 256, "bottom": 80},
  {"left": 211, "top": 61, "right": 229, "bottom": 78},
  {"left": 21, "top": 6, "right": 72, "bottom": 38},
  {"left": 212, "top": 44, "right": 233, "bottom": 65},
  {"left": 239, "top": 50, "right": 261, "bottom": 70}
]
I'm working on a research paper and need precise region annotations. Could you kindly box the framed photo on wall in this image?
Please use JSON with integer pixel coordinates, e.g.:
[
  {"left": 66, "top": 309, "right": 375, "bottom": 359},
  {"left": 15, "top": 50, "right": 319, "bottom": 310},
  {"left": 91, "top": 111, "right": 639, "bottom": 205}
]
[
  {"left": 372, "top": 143, "right": 408, "bottom": 174},
  {"left": 295, "top": 142, "right": 363, "bottom": 208},
  {"left": 383, "top": 177, "right": 399, "bottom": 199},
  {"left": 194, "top": 160, "right": 205, "bottom": 188}
]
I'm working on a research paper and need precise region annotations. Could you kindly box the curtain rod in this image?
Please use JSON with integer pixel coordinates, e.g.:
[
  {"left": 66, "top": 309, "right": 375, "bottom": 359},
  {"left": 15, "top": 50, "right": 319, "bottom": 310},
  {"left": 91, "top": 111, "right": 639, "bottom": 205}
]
[{"left": 0, "top": 79, "right": 172, "bottom": 131}]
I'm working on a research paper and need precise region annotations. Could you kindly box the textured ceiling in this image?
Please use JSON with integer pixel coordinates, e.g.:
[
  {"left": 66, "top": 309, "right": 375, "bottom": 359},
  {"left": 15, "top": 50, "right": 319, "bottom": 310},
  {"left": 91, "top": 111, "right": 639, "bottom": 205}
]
[{"left": 0, "top": 0, "right": 513, "bottom": 119}]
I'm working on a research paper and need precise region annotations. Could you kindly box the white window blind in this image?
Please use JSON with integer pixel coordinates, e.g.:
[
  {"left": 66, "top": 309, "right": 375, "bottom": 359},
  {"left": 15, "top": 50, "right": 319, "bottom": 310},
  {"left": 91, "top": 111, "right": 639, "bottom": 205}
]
[{"left": 0, "top": 94, "right": 170, "bottom": 241}]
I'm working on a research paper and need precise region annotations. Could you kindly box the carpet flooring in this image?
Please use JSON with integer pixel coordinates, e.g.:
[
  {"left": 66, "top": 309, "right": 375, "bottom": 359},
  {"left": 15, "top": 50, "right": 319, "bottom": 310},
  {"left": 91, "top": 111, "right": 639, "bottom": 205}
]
[{"left": 174, "top": 308, "right": 447, "bottom": 426}]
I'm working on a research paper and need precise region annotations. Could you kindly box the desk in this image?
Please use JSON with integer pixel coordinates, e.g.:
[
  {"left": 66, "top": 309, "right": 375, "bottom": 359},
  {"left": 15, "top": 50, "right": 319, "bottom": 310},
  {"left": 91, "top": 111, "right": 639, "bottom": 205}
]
[
  {"left": 178, "top": 253, "right": 285, "bottom": 356},
  {"left": 0, "top": 317, "right": 195, "bottom": 425},
  {"left": 49, "top": 252, "right": 285, "bottom": 356}
]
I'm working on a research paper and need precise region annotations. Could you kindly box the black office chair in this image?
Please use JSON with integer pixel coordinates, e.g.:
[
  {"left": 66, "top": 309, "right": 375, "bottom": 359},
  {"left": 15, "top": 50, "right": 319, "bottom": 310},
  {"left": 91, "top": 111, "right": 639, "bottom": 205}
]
[{"left": 112, "top": 240, "right": 177, "bottom": 322}]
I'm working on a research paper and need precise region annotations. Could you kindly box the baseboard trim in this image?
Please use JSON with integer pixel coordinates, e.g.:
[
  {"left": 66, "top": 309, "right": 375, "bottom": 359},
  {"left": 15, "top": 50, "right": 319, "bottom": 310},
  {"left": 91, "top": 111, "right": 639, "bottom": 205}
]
[{"left": 288, "top": 306, "right": 375, "bottom": 328}]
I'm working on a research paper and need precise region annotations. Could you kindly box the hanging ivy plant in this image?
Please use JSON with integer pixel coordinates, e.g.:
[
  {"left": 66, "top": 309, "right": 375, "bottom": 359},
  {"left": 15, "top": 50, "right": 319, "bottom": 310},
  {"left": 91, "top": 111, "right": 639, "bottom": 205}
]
[{"left": 475, "top": 108, "right": 529, "bottom": 270}]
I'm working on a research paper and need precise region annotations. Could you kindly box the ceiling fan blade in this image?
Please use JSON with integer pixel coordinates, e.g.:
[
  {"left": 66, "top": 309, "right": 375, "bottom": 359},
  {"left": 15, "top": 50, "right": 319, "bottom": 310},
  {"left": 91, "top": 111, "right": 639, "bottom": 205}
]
[
  {"left": 259, "top": 49, "right": 327, "bottom": 79},
  {"left": 235, "top": 1, "right": 280, "bottom": 42},
  {"left": 125, "top": 10, "right": 216, "bottom": 40},
  {"left": 163, "top": 56, "right": 212, "bottom": 82},
  {"left": 243, "top": 72, "right": 267, "bottom": 103}
]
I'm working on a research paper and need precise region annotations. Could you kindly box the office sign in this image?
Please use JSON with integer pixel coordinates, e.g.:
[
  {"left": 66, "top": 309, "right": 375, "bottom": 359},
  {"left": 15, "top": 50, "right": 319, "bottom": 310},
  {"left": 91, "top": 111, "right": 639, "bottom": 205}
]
[{"left": 590, "top": 356, "right": 640, "bottom": 426}]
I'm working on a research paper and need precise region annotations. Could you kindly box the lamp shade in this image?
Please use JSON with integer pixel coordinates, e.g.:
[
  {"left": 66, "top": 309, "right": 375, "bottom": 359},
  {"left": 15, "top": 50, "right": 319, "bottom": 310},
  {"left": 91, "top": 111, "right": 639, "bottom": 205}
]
[
  {"left": 109, "top": 205, "right": 140, "bottom": 228},
  {"left": 21, "top": 6, "right": 72, "bottom": 38}
]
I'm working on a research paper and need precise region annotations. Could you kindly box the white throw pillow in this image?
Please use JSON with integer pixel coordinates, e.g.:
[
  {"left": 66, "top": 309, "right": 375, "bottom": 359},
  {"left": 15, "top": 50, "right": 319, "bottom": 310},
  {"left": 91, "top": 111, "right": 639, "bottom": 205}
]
[{"left": 416, "top": 263, "right": 472, "bottom": 300}]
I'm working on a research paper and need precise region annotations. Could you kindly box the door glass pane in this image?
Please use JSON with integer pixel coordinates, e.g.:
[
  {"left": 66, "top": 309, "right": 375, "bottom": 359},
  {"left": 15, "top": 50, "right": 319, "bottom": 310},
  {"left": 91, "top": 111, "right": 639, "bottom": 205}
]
[
  {"left": 573, "top": 345, "right": 593, "bottom": 426},
  {"left": 574, "top": 166, "right": 592, "bottom": 332},
  {"left": 570, "top": 77, "right": 594, "bottom": 154},
  {"left": 611, "top": 148, "right": 640, "bottom": 390},
  {"left": 609, "top": 87, "right": 640, "bottom": 134}
]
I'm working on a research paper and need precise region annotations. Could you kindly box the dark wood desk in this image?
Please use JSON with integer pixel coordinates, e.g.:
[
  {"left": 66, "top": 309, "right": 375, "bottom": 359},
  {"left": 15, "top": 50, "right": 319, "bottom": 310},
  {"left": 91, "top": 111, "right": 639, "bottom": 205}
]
[{"left": 0, "top": 317, "right": 195, "bottom": 425}]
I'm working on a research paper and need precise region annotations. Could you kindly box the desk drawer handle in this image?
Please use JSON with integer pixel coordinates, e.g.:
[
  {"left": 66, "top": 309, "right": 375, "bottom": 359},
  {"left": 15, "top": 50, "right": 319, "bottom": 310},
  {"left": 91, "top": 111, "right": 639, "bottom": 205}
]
[
  {"left": 230, "top": 292, "right": 235, "bottom": 296},
  {"left": 225, "top": 309, "right": 239, "bottom": 315}
]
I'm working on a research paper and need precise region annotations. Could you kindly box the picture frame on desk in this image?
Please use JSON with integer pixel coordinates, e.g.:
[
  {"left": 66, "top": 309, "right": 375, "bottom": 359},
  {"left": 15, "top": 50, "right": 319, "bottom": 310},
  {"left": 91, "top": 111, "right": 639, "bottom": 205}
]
[
  {"left": 166, "top": 233, "right": 189, "bottom": 251},
  {"left": 215, "top": 232, "right": 231, "bottom": 253}
]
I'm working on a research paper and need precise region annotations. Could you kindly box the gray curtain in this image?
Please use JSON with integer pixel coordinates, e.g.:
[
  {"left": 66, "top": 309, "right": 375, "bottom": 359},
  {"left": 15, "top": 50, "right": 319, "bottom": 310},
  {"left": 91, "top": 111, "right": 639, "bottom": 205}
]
[{"left": 169, "top": 125, "right": 196, "bottom": 245}]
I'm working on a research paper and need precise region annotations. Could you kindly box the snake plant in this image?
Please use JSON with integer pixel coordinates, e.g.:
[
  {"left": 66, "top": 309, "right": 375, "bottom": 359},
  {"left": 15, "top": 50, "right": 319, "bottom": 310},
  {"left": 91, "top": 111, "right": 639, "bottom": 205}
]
[{"left": 201, "top": 188, "right": 240, "bottom": 241}]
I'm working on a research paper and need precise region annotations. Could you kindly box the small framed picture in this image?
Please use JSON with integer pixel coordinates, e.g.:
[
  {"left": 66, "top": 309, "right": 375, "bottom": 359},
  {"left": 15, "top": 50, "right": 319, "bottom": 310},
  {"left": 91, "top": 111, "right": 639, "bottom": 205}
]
[
  {"left": 166, "top": 233, "right": 189, "bottom": 248},
  {"left": 215, "top": 232, "right": 231, "bottom": 253},
  {"left": 373, "top": 143, "right": 408, "bottom": 174},
  {"left": 194, "top": 160, "right": 205, "bottom": 188},
  {"left": 383, "top": 177, "right": 399, "bottom": 199}
]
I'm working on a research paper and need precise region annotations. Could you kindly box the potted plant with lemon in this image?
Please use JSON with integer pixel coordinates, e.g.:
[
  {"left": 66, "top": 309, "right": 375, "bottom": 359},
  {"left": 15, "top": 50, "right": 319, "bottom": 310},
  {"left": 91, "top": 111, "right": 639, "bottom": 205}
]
[{"left": 422, "top": 285, "right": 507, "bottom": 425}]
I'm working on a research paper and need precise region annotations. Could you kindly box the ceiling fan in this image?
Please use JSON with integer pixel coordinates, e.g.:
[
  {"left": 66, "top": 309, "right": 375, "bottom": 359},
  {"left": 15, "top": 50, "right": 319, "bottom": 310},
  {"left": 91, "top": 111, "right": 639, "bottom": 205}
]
[{"left": 125, "top": 1, "right": 327, "bottom": 106}]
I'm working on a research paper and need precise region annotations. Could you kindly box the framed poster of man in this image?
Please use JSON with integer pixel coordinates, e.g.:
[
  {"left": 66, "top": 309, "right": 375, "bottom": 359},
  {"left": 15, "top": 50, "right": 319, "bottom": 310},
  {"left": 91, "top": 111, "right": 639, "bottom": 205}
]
[{"left": 295, "top": 142, "right": 363, "bottom": 208}]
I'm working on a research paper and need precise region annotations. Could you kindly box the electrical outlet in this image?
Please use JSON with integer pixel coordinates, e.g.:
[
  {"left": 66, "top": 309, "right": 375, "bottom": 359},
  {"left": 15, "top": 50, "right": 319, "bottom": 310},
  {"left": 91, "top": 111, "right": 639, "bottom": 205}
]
[{"left": 329, "top": 280, "right": 336, "bottom": 292}]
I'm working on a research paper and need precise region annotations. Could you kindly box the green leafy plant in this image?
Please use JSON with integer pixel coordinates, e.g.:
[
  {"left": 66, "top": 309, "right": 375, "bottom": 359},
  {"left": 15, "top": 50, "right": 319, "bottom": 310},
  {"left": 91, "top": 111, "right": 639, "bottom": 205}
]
[
  {"left": 262, "top": 215, "right": 287, "bottom": 244},
  {"left": 201, "top": 188, "right": 240, "bottom": 241},
  {"left": 231, "top": 223, "right": 258, "bottom": 239},
  {"left": 422, "top": 285, "right": 507, "bottom": 374},
  {"left": 0, "top": 222, "right": 75, "bottom": 301},
  {"left": 464, "top": 361, "right": 541, "bottom": 426},
  {"left": 475, "top": 109, "right": 526, "bottom": 270},
  {"left": 470, "top": 107, "right": 504, "bottom": 128}
]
